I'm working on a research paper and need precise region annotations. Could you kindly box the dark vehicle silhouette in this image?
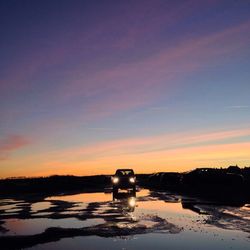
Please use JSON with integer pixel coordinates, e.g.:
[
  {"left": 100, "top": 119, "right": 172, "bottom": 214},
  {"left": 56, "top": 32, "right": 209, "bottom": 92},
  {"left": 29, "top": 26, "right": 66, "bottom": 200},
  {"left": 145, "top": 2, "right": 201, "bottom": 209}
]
[
  {"left": 181, "top": 168, "right": 245, "bottom": 200},
  {"left": 112, "top": 169, "right": 136, "bottom": 195},
  {"left": 182, "top": 168, "right": 244, "bottom": 187},
  {"left": 160, "top": 172, "right": 182, "bottom": 189},
  {"left": 148, "top": 172, "right": 182, "bottom": 190},
  {"left": 148, "top": 172, "right": 164, "bottom": 188}
]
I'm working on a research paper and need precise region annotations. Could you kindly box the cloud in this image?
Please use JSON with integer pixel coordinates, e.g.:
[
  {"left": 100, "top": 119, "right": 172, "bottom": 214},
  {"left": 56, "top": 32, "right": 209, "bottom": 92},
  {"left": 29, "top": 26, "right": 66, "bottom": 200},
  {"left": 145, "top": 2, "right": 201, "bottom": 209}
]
[
  {"left": 56, "top": 19, "right": 250, "bottom": 123},
  {"left": 147, "top": 107, "right": 169, "bottom": 111},
  {"left": 0, "top": 135, "right": 30, "bottom": 160},
  {"left": 2, "top": 127, "right": 249, "bottom": 177},
  {"left": 1, "top": 4, "right": 250, "bottom": 130},
  {"left": 39, "top": 141, "right": 250, "bottom": 177},
  {"left": 226, "top": 105, "right": 249, "bottom": 109},
  {"left": 41, "top": 127, "right": 250, "bottom": 163},
  {"left": 87, "top": 127, "right": 120, "bottom": 131}
]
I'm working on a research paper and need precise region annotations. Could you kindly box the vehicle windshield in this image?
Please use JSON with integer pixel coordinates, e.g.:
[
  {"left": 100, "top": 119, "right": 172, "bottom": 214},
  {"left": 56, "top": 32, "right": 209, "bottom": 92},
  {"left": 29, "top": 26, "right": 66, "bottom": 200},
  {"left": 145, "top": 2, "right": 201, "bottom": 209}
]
[{"left": 116, "top": 170, "right": 134, "bottom": 176}]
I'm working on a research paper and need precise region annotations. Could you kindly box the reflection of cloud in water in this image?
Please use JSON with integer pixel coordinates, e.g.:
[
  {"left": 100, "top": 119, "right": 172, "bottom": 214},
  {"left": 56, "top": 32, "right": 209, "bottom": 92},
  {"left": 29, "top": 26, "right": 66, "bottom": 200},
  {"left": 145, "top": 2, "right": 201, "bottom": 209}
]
[
  {"left": 138, "top": 199, "right": 196, "bottom": 215},
  {"left": 68, "top": 203, "right": 88, "bottom": 211},
  {"left": 31, "top": 202, "right": 53, "bottom": 213},
  {"left": 1, "top": 218, "right": 105, "bottom": 236},
  {"left": 46, "top": 192, "right": 111, "bottom": 203},
  {"left": 0, "top": 203, "right": 17, "bottom": 211},
  {"left": 0, "top": 189, "right": 250, "bottom": 249}
]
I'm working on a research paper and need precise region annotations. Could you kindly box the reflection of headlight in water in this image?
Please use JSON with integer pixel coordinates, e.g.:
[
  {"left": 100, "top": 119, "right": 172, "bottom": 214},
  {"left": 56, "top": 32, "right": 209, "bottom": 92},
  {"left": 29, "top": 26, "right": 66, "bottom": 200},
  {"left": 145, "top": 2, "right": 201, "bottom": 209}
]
[
  {"left": 128, "top": 197, "right": 136, "bottom": 207},
  {"left": 129, "top": 177, "right": 135, "bottom": 183},
  {"left": 113, "top": 177, "right": 119, "bottom": 184}
]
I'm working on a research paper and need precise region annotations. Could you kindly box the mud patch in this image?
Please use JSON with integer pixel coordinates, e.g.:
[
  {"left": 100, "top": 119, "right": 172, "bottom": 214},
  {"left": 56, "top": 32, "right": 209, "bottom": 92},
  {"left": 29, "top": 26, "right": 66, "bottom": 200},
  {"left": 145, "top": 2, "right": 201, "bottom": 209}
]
[{"left": 203, "top": 205, "right": 250, "bottom": 235}]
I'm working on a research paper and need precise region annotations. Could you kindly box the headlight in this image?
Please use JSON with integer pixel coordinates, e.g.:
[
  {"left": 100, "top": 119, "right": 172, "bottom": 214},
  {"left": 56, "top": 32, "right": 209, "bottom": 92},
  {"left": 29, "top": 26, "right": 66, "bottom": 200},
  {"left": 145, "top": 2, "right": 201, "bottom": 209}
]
[
  {"left": 129, "top": 177, "right": 135, "bottom": 183},
  {"left": 112, "top": 177, "right": 119, "bottom": 184}
]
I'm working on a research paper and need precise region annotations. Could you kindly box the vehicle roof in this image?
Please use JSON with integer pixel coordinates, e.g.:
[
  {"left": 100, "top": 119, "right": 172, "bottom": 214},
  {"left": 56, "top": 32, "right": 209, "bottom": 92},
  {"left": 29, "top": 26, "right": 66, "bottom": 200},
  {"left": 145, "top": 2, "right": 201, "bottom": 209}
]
[{"left": 116, "top": 169, "right": 134, "bottom": 171}]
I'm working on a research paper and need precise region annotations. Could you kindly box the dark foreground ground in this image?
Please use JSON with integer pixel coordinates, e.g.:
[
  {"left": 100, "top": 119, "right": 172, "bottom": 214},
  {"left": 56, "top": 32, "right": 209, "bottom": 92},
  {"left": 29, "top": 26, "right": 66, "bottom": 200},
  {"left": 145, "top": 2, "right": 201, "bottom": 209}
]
[
  {"left": 0, "top": 166, "right": 250, "bottom": 249},
  {"left": 0, "top": 188, "right": 250, "bottom": 250}
]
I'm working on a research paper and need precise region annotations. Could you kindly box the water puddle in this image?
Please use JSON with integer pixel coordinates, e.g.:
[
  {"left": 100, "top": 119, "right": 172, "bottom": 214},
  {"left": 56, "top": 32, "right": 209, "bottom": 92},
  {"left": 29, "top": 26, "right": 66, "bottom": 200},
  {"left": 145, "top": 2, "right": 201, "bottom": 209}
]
[
  {"left": 46, "top": 192, "right": 111, "bottom": 203},
  {"left": 31, "top": 202, "right": 53, "bottom": 213},
  {"left": 1, "top": 218, "right": 105, "bottom": 236},
  {"left": 0, "top": 203, "right": 17, "bottom": 211},
  {"left": 0, "top": 189, "right": 249, "bottom": 249}
]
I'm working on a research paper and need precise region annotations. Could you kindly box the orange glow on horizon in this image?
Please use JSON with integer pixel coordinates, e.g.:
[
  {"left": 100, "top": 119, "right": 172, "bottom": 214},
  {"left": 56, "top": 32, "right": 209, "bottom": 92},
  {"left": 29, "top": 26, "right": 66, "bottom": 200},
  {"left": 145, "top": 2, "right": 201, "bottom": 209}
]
[{"left": 1, "top": 140, "right": 249, "bottom": 178}]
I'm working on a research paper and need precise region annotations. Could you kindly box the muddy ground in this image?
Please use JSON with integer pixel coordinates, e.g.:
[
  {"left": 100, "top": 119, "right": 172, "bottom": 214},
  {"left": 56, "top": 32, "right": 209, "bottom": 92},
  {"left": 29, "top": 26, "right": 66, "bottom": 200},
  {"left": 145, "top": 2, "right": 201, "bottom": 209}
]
[{"left": 0, "top": 189, "right": 250, "bottom": 250}]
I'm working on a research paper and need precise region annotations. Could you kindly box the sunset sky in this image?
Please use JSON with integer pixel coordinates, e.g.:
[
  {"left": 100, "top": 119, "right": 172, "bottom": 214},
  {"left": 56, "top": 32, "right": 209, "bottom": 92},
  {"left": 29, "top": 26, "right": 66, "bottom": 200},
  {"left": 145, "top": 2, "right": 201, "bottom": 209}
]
[{"left": 0, "top": 0, "right": 250, "bottom": 178}]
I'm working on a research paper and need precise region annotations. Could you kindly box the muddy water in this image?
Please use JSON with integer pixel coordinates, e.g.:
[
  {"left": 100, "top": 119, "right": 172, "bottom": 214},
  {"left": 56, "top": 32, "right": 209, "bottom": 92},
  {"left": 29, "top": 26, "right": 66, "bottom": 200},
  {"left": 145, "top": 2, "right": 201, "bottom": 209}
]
[{"left": 0, "top": 189, "right": 250, "bottom": 249}]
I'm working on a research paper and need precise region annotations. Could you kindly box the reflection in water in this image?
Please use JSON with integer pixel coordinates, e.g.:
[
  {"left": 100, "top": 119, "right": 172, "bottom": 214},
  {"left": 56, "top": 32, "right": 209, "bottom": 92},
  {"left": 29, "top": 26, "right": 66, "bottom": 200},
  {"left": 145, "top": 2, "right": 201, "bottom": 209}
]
[
  {"left": 1, "top": 189, "right": 250, "bottom": 250},
  {"left": 112, "top": 190, "right": 137, "bottom": 212},
  {"left": 128, "top": 197, "right": 136, "bottom": 208},
  {"left": 181, "top": 199, "right": 247, "bottom": 215},
  {"left": 31, "top": 202, "right": 52, "bottom": 213},
  {"left": 137, "top": 199, "right": 195, "bottom": 215},
  {"left": 180, "top": 198, "right": 250, "bottom": 236},
  {"left": 2, "top": 218, "right": 105, "bottom": 236},
  {"left": 46, "top": 192, "right": 110, "bottom": 203}
]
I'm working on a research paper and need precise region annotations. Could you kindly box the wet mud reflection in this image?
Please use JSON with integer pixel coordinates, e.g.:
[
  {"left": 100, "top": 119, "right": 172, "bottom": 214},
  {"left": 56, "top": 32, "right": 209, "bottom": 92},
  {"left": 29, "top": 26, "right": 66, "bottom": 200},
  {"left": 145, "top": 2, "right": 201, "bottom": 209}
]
[
  {"left": 0, "top": 189, "right": 249, "bottom": 249},
  {"left": 112, "top": 191, "right": 136, "bottom": 212}
]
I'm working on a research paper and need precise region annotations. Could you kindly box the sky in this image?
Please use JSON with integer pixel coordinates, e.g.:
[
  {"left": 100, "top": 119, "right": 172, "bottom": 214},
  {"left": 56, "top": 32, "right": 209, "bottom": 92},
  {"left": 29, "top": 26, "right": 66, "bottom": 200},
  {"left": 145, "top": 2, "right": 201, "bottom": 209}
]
[{"left": 0, "top": 0, "right": 250, "bottom": 178}]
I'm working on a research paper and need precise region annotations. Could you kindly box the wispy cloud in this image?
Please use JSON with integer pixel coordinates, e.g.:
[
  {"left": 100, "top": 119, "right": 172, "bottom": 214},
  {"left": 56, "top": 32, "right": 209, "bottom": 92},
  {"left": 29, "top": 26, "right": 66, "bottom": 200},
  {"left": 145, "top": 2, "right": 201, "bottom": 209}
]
[
  {"left": 42, "top": 127, "right": 250, "bottom": 162},
  {"left": 86, "top": 127, "right": 120, "bottom": 132},
  {"left": 147, "top": 106, "right": 169, "bottom": 112},
  {"left": 0, "top": 135, "right": 30, "bottom": 160},
  {"left": 57, "top": 20, "right": 250, "bottom": 122},
  {"left": 1, "top": 1, "right": 250, "bottom": 177},
  {"left": 2, "top": 127, "right": 249, "bottom": 177},
  {"left": 226, "top": 105, "right": 249, "bottom": 109},
  {"left": 39, "top": 141, "right": 250, "bottom": 177}
]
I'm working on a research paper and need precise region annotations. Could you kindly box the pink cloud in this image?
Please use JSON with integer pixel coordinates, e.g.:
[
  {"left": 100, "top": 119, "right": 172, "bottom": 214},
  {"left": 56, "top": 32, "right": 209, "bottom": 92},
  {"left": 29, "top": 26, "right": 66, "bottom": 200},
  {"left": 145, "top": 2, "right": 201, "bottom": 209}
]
[
  {"left": 1, "top": 0, "right": 247, "bottom": 97},
  {"left": 36, "top": 129, "right": 250, "bottom": 176},
  {"left": 0, "top": 135, "right": 31, "bottom": 160},
  {"left": 112, "top": 0, "right": 215, "bottom": 50},
  {"left": 45, "top": 127, "right": 250, "bottom": 162},
  {"left": 58, "top": 19, "right": 250, "bottom": 122},
  {"left": 0, "top": 44, "right": 69, "bottom": 94}
]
